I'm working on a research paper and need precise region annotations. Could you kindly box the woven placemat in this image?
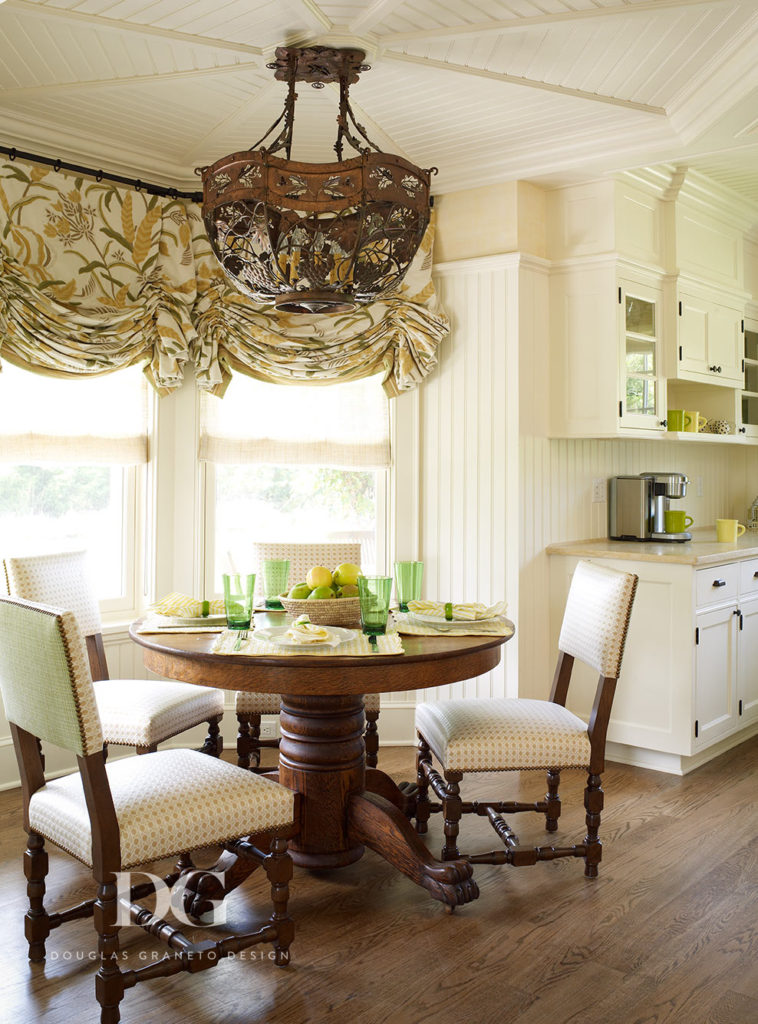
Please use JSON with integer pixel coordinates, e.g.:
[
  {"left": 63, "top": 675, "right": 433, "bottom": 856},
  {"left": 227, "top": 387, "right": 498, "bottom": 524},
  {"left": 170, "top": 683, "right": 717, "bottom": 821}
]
[
  {"left": 212, "top": 628, "right": 403, "bottom": 657},
  {"left": 135, "top": 614, "right": 225, "bottom": 634}
]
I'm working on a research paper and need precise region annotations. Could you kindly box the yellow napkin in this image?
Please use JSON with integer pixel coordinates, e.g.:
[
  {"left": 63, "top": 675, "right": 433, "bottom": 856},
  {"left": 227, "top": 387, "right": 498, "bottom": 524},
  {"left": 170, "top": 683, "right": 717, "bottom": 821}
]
[
  {"left": 283, "top": 618, "right": 333, "bottom": 645},
  {"left": 150, "top": 592, "right": 226, "bottom": 618},
  {"left": 407, "top": 599, "right": 507, "bottom": 621}
]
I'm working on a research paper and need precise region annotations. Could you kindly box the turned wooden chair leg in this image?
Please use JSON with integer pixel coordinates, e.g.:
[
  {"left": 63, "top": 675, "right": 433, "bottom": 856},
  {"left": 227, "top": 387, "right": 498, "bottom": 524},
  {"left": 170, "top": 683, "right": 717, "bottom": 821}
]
[
  {"left": 583, "top": 771, "right": 604, "bottom": 878},
  {"left": 415, "top": 736, "right": 432, "bottom": 834},
  {"left": 545, "top": 768, "right": 561, "bottom": 832},
  {"left": 236, "top": 713, "right": 261, "bottom": 769},
  {"left": 199, "top": 715, "right": 223, "bottom": 757},
  {"left": 441, "top": 771, "right": 463, "bottom": 861},
  {"left": 364, "top": 709, "right": 379, "bottom": 769},
  {"left": 24, "top": 832, "right": 50, "bottom": 963},
  {"left": 94, "top": 877, "right": 124, "bottom": 1024},
  {"left": 263, "top": 837, "right": 294, "bottom": 967}
]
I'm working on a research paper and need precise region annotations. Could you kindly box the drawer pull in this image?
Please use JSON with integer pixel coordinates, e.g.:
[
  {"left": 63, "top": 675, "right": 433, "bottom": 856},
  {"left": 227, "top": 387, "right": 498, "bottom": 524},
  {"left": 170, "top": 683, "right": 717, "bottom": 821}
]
[{"left": 712, "top": 579, "right": 727, "bottom": 588}]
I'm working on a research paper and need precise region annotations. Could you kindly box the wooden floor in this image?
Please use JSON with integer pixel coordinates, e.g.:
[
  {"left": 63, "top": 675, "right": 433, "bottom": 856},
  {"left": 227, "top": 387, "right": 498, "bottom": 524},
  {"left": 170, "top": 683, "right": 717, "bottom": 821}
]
[{"left": 2, "top": 740, "right": 758, "bottom": 1024}]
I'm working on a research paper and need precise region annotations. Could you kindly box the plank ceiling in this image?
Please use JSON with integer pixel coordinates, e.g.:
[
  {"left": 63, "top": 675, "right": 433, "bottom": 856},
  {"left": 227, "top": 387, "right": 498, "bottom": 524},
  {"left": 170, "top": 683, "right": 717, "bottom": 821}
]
[{"left": 1, "top": 0, "right": 757, "bottom": 204}]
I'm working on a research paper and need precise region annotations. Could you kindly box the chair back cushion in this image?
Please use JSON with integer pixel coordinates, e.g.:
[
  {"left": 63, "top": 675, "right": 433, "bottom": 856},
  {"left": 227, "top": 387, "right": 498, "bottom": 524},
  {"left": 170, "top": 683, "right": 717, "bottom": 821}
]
[
  {"left": 558, "top": 560, "right": 638, "bottom": 678},
  {"left": 3, "top": 550, "right": 102, "bottom": 637},
  {"left": 252, "top": 541, "right": 362, "bottom": 600},
  {"left": 0, "top": 596, "right": 104, "bottom": 756}
]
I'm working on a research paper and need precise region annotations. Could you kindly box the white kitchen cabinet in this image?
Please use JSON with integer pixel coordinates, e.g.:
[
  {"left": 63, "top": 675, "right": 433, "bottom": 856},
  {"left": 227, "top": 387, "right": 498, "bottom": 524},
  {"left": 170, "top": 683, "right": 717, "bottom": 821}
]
[
  {"left": 673, "top": 282, "right": 745, "bottom": 388},
  {"left": 549, "top": 552, "right": 758, "bottom": 774},
  {"left": 737, "top": 591, "right": 758, "bottom": 726},
  {"left": 739, "top": 318, "right": 758, "bottom": 438},
  {"left": 549, "top": 260, "right": 666, "bottom": 437}
]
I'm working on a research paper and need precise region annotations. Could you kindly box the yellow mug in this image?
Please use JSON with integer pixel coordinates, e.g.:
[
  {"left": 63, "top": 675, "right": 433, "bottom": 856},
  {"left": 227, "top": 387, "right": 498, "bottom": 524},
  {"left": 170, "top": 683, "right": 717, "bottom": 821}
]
[
  {"left": 716, "top": 519, "right": 746, "bottom": 543},
  {"left": 685, "top": 412, "right": 708, "bottom": 433},
  {"left": 665, "top": 509, "right": 694, "bottom": 533}
]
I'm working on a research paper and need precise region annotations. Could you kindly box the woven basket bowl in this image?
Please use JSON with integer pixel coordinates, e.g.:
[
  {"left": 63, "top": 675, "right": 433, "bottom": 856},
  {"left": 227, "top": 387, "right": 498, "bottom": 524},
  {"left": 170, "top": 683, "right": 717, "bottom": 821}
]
[{"left": 279, "top": 595, "right": 361, "bottom": 627}]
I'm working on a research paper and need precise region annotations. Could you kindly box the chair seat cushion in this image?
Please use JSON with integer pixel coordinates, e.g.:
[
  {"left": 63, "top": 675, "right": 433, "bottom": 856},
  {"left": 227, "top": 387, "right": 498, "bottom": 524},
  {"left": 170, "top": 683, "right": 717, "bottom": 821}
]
[
  {"left": 94, "top": 679, "right": 224, "bottom": 747},
  {"left": 415, "top": 698, "right": 591, "bottom": 773},
  {"left": 29, "top": 748, "right": 294, "bottom": 869},
  {"left": 235, "top": 690, "right": 380, "bottom": 714}
]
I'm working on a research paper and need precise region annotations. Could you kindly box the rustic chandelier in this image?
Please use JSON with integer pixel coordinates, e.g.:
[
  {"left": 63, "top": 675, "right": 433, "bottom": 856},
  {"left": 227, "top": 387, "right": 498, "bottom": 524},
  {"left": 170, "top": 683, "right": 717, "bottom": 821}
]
[{"left": 199, "top": 46, "right": 435, "bottom": 314}]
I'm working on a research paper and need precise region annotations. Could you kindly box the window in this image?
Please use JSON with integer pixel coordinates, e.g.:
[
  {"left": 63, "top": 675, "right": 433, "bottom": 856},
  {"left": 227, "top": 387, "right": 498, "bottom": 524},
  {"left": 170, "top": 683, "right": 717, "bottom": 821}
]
[
  {"left": 0, "top": 363, "right": 148, "bottom": 613},
  {"left": 200, "top": 374, "right": 390, "bottom": 593}
]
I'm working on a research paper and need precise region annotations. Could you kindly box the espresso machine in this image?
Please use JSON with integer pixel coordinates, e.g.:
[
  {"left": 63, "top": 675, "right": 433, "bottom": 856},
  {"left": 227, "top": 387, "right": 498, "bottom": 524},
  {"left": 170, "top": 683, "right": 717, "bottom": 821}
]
[{"left": 608, "top": 472, "right": 691, "bottom": 542}]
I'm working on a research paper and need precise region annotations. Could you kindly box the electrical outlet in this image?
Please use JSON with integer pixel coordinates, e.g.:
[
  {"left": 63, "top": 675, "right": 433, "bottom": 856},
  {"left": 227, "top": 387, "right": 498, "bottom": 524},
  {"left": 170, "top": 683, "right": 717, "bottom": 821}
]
[
  {"left": 592, "top": 478, "right": 607, "bottom": 503},
  {"left": 259, "top": 719, "right": 277, "bottom": 739}
]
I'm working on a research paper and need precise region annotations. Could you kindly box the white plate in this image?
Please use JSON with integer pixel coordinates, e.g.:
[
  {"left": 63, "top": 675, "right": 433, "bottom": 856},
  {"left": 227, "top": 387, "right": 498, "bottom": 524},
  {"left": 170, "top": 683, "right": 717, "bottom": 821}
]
[
  {"left": 254, "top": 625, "right": 356, "bottom": 649},
  {"left": 408, "top": 612, "right": 501, "bottom": 627},
  {"left": 162, "top": 614, "right": 228, "bottom": 627}
]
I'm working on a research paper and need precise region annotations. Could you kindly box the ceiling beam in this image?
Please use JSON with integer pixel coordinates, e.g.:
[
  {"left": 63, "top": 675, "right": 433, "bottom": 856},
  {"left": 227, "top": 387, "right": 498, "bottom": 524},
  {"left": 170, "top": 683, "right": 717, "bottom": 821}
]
[
  {"left": 297, "top": 0, "right": 333, "bottom": 32},
  {"left": 349, "top": 0, "right": 408, "bottom": 35},
  {"left": 3, "top": 0, "right": 264, "bottom": 56},
  {"left": 382, "top": 52, "right": 668, "bottom": 116},
  {"left": 380, "top": 0, "right": 734, "bottom": 44},
  {"left": 0, "top": 62, "right": 265, "bottom": 99}
]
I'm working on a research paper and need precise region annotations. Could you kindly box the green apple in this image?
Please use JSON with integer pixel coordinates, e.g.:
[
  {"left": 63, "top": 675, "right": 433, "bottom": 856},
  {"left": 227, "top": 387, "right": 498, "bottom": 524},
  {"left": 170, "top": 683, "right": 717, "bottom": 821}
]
[
  {"left": 306, "top": 565, "right": 333, "bottom": 589},
  {"left": 333, "top": 562, "right": 360, "bottom": 587},
  {"left": 339, "top": 584, "right": 359, "bottom": 598},
  {"left": 308, "top": 585, "right": 335, "bottom": 600},
  {"left": 288, "top": 582, "right": 312, "bottom": 599}
]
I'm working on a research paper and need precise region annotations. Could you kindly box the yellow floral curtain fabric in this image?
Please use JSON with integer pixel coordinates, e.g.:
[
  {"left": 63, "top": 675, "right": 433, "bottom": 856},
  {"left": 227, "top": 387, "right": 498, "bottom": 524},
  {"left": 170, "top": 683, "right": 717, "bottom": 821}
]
[
  {"left": 0, "top": 159, "right": 197, "bottom": 393},
  {"left": 0, "top": 157, "right": 448, "bottom": 398}
]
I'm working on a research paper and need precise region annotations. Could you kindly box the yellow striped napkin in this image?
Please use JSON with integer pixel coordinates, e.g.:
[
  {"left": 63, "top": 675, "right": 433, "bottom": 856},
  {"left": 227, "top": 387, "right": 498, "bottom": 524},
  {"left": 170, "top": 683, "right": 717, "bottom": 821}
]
[
  {"left": 150, "top": 592, "right": 226, "bottom": 618},
  {"left": 407, "top": 599, "right": 507, "bottom": 621}
]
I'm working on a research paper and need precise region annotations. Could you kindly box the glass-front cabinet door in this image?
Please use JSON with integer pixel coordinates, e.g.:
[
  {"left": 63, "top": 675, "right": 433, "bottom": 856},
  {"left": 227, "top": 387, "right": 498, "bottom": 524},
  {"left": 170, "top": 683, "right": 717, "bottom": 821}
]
[
  {"left": 620, "top": 281, "right": 664, "bottom": 430},
  {"left": 741, "top": 320, "right": 758, "bottom": 438}
]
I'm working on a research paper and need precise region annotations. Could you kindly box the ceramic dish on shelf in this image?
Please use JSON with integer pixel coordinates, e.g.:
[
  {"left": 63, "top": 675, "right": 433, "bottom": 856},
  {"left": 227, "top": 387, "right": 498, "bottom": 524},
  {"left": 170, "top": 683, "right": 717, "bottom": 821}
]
[{"left": 254, "top": 625, "right": 355, "bottom": 649}]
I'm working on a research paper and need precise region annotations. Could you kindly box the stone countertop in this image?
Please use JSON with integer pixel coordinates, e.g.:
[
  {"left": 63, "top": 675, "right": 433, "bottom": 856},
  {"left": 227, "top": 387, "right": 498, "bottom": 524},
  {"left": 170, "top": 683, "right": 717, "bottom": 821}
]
[{"left": 546, "top": 529, "right": 758, "bottom": 566}]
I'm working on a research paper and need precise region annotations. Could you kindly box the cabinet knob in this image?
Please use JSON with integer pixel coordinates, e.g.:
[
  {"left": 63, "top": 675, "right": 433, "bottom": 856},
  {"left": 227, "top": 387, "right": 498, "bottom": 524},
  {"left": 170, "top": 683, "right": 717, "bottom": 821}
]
[
  {"left": 660, "top": 418, "right": 667, "bottom": 427},
  {"left": 708, "top": 365, "right": 723, "bottom": 373},
  {"left": 739, "top": 427, "right": 747, "bottom": 434},
  {"left": 754, "top": 571, "right": 758, "bottom": 579},
  {"left": 713, "top": 579, "right": 727, "bottom": 588}
]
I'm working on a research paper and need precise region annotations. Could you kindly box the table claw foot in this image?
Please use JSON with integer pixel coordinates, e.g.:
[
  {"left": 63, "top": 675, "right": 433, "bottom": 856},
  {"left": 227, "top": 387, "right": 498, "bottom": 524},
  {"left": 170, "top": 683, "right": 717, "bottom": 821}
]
[
  {"left": 348, "top": 792, "right": 479, "bottom": 910},
  {"left": 179, "top": 869, "right": 226, "bottom": 921}
]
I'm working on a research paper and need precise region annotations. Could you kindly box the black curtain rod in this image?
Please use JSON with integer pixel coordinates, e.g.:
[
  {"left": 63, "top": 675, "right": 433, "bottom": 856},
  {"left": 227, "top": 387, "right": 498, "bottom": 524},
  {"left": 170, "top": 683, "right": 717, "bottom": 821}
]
[{"left": 0, "top": 144, "right": 203, "bottom": 202}]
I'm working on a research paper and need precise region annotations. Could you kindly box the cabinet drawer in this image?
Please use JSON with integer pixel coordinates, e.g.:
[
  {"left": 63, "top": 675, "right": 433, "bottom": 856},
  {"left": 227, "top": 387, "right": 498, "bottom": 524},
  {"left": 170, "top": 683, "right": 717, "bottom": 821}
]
[
  {"left": 696, "top": 564, "right": 739, "bottom": 606},
  {"left": 740, "top": 558, "right": 758, "bottom": 596}
]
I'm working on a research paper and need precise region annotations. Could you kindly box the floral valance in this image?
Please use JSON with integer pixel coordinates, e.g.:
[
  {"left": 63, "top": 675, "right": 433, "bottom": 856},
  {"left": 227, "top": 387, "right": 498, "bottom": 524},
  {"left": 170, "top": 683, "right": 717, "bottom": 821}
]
[{"left": 0, "top": 157, "right": 449, "bottom": 398}]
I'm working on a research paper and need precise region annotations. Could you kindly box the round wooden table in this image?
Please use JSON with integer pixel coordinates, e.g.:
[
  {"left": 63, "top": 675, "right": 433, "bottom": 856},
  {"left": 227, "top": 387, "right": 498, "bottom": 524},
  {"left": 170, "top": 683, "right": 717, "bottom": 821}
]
[{"left": 130, "top": 613, "right": 514, "bottom": 909}]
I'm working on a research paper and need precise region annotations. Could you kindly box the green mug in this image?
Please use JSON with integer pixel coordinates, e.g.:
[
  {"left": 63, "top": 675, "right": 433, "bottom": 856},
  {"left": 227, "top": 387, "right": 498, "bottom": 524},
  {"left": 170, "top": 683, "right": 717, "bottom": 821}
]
[
  {"left": 667, "top": 410, "right": 691, "bottom": 432},
  {"left": 664, "top": 509, "right": 693, "bottom": 534}
]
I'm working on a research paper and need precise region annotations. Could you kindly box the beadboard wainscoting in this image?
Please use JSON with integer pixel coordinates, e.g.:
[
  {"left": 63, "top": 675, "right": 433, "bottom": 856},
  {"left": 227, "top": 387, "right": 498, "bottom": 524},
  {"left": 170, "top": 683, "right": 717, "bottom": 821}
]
[{"left": 382, "top": 253, "right": 544, "bottom": 742}]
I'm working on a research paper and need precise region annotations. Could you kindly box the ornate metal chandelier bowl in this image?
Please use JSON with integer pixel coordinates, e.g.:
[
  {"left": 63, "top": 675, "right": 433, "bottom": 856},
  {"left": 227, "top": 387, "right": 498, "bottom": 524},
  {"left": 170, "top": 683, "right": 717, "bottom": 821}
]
[{"left": 200, "top": 46, "right": 435, "bottom": 314}]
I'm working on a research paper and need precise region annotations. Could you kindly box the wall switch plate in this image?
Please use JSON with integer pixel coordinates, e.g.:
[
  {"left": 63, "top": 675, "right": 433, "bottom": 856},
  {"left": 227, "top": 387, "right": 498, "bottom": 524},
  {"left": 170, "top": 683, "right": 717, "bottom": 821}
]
[{"left": 592, "top": 478, "right": 607, "bottom": 503}]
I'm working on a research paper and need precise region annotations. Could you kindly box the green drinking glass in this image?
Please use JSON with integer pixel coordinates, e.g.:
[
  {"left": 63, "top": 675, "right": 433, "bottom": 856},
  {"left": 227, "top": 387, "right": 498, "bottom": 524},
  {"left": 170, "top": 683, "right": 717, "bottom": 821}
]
[
  {"left": 262, "top": 559, "right": 290, "bottom": 609},
  {"left": 394, "top": 560, "right": 424, "bottom": 613},
  {"left": 358, "top": 575, "right": 393, "bottom": 647},
  {"left": 222, "top": 573, "right": 255, "bottom": 630}
]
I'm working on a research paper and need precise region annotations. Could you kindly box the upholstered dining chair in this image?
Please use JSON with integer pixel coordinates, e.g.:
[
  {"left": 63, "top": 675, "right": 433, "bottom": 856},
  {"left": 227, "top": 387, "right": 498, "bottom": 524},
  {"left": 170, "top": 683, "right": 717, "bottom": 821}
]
[
  {"left": 237, "top": 541, "right": 381, "bottom": 770},
  {"left": 414, "top": 560, "right": 638, "bottom": 880},
  {"left": 3, "top": 551, "right": 225, "bottom": 757},
  {"left": 0, "top": 595, "right": 295, "bottom": 1024}
]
